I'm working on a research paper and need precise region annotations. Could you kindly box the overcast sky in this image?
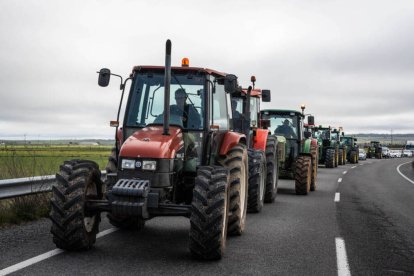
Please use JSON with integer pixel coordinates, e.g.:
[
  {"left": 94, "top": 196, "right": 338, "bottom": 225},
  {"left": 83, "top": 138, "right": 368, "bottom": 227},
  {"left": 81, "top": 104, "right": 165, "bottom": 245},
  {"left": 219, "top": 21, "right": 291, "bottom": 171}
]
[{"left": 1, "top": 0, "right": 413, "bottom": 139}]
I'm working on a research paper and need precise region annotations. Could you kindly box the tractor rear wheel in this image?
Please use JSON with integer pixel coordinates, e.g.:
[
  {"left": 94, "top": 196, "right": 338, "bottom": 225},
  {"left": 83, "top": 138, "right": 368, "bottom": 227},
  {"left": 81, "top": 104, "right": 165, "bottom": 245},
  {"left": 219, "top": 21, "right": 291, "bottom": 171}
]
[
  {"left": 189, "top": 166, "right": 229, "bottom": 260},
  {"left": 247, "top": 149, "right": 266, "bottom": 213},
  {"left": 334, "top": 148, "right": 339, "bottom": 167},
  {"left": 310, "top": 145, "right": 318, "bottom": 191},
  {"left": 50, "top": 160, "right": 103, "bottom": 250},
  {"left": 219, "top": 143, "right": 248, "bottom": 236},
  {"left": 338, "top": 149, "right": 344, "bottom": 165},
  {"left": 325, "top": 148, "right": 335, "bottom": 168},
  {"left": 264, "top": 136, "right": 279, "bottom": 203},
  {"left": 295, "top": 156, "right": 311, "bottom": 195},
  {"left": 350, "top": 150, "right": 357, "bottom": 164},
  {"left": 105, "top": 147, "right": 145, "bottom": 230}
]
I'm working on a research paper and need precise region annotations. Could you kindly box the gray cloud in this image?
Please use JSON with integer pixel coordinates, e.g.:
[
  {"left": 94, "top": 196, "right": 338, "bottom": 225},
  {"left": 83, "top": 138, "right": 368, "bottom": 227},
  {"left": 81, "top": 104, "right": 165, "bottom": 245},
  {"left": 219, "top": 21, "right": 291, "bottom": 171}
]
[{"left": 1, "top": 0, "right": 414, "bottom": 139}]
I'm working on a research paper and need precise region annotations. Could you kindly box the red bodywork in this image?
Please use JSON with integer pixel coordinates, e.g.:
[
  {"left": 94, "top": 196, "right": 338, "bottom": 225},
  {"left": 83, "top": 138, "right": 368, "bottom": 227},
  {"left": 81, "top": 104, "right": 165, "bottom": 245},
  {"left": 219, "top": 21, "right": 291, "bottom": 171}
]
[
  {"left": 252, "top": 129, "right": 268, "bottom": 152},
  {"left": 219, "top": 132, "right": 246, "bottom": 155},
  {"left": 120, "top": 126, "right": 184, "bottom": 159}
]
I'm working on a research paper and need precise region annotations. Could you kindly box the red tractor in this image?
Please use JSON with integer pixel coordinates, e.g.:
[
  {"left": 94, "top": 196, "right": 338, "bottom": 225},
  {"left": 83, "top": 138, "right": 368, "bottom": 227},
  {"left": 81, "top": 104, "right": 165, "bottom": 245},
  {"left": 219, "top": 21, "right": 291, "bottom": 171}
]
[
  {"left": 230, "top": 77, "right": 278, "bottom": 213},
  {"left": 49, "top": 40, "right": 250, "bottom": 260}
]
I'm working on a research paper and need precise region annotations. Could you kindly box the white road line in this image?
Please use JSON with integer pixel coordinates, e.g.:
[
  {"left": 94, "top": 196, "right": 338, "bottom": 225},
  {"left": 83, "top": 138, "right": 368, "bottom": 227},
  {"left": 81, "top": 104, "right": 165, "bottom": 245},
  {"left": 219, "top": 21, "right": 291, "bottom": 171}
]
[
  {"left": 396, "top": 161, "right": 414, "bottom": 185},
  {"left": 343, "top": 171, "right": 347, "bottom": 174},
  {"left": 0, "top": 228, "right": 118, "bottom": 276},
  {"left": 334, "top": 193, "right": 340, "bottom": 202},
  {"left": 351, "top": 166, "right": 356, "bottom": 169},
  {"left": 338, "top": 178, "right": 342, "bottom": 183},
  {"left": 336, "top": 237, "right": 351, "bottom": 276}
]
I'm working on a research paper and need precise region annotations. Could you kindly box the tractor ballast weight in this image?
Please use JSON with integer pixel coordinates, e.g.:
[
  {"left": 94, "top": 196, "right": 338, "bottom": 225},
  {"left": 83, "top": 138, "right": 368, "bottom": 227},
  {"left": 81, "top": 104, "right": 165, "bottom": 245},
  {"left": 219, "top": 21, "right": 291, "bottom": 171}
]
[
  {"left": 260, "top": 109, "right": 318, "bottom": 195},
  {"left": 50, "top": 40, "right": 250, "bottom": 260}
]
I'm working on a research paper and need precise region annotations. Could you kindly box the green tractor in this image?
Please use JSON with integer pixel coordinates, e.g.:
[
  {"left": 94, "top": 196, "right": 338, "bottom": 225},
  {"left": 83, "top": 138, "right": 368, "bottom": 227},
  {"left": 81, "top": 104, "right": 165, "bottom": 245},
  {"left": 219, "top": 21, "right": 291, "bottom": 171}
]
[
  {"left": 312, "top": 126, "right": 339, "bottom": 168},
  {"left": 367, "top": 141, "right": 382, "bottom": 159},
  {"left": 331, "top": 128, "right": 347, "bottom": 165},
  {"left": 260, "top": 108, "right": 318, "bottom": 195},
  {"left": 340, "top": 136, "right": 359, "bottom": 163}
]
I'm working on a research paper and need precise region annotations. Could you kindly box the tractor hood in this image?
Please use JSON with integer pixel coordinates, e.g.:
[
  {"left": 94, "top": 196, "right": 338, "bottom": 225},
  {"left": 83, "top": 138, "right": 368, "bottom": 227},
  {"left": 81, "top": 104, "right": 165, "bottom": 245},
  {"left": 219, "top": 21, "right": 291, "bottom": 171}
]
[{"left": 119, "top": 126, "right": 184, "bottom": 159}]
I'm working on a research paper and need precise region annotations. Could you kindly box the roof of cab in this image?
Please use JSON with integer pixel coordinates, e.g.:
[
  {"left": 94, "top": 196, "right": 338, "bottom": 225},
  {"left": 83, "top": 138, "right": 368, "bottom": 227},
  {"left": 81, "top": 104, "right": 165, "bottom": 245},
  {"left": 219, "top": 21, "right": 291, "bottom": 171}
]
[
  {"left": 132, "top": 65, "right": 228, "bottom": 78},
  {"left": 260, "top": 109, "right": 304, "bottom": 117}
]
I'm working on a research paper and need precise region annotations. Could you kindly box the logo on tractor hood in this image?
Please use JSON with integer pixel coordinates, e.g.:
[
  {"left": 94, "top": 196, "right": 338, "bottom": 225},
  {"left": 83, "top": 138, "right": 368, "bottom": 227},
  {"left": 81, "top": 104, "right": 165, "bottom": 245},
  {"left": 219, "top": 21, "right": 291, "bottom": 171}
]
[{"left": 142, "top": 138, "right": 150, "bottom": 141}]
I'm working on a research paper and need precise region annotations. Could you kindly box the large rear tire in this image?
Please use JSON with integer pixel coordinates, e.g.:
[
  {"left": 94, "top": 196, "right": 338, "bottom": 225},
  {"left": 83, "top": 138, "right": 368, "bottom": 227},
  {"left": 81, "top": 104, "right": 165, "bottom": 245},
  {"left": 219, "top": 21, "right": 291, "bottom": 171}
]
[
  {"left": 105, "top": 147, "right": 145, "bottom": 230},
  {"left": 189, "top": 166, "right": 229, "bottom": 260},
  {"left": 310, "top": 145, "right": 318, "bottom": 191},
  {"left": 247, "top": 149, "right": 266, "bottom": 213},
  {"left": 219, "top": 144, "right": 248, "bottom": 236},
  {"left": 350, "top": 150, "right": 357, "bottom": 164},
  {"left": 325, "top": 148, "right": 335, "bottom": 168},
  {"left": 264, "top": 136, "right": 279, "bottom": 203},
  {"left": 338, "top": 149, "right": 344, "bottom": 165},
  {"left": 295, "top": 156, "right": 311, "bottom": 195},
  {"left": 50, "top": 160, "right": 103, "bottom": 250}
]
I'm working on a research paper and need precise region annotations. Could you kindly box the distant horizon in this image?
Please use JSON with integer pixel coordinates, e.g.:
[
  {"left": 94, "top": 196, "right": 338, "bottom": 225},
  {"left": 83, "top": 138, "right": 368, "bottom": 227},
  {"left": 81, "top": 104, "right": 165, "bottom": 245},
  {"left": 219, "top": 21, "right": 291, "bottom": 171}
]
[{"left": 1, "top": 133, "right": 414, "bottom": 141}]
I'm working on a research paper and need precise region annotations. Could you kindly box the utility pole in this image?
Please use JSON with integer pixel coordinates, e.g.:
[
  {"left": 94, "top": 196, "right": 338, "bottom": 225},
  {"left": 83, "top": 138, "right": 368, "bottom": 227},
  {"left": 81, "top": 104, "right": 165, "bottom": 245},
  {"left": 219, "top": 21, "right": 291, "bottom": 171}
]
[{"left": 391, "top": 129, "right": 393, "bottom": 146}]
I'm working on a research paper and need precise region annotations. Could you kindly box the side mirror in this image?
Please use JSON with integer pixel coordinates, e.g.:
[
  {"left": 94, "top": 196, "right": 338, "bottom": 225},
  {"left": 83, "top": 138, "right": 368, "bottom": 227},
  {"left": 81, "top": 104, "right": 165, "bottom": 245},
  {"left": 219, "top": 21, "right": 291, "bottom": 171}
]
[
  {"left": 354, "top": 138, "right": 358, "bottom": 141},
  {"left": 304, "top": 131, "right": 312, "bottom": 139},
  {"left": 224, "top": 74, "right": 238, "bottom": 94},
  {"left": 261, "top": 90, "right": 271, "bottom": 102},
  {"left": 341, "top": 132, "right": 344, "bottom": 136},
  {"left": 98, "top": 68, "right": 111, "bottom": 87},
  {"left": 307, "top": 116, "right": 315, "bottom": 125}
]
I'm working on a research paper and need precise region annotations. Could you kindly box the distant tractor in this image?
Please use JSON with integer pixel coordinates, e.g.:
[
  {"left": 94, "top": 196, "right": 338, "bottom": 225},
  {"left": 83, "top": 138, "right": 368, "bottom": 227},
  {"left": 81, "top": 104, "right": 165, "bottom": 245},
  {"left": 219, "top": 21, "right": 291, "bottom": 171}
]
[
  {"left": 230, "top": 77, "right": 278, "bottom": 212},
  {"left": 49, "top": 40, "right": 251, "bottom": 260},
  {"left": 260, "top": 107, "right": 318, "bottom": 194},
  {"left": 331, "top": 128, "right": 347, "bottom": 165},
  {"left": 341, "top": 136, "right": 359, "bottom": 163},
  {"left": 312, "top": 126, "right": 338, "bottom": 168},
  {"left": 367, "top": 141, "right": 382, "bottom": 159}
]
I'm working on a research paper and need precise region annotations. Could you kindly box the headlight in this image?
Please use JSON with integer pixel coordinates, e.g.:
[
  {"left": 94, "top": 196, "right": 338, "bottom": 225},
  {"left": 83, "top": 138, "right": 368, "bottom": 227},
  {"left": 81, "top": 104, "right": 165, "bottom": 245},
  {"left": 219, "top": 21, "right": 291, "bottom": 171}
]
[
  {"left": 121, "top": 159, "right": 135, "bottom": 169},
  {"left": 142, "top": 160, "right": 156, "bottom": 171}
]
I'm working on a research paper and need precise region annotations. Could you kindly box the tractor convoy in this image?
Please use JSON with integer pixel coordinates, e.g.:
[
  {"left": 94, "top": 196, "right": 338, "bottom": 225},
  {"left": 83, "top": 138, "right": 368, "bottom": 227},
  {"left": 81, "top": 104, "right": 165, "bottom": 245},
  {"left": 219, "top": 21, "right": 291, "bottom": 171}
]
[{"left": 49, "top": 40, "right": 376, "bottom": 260}]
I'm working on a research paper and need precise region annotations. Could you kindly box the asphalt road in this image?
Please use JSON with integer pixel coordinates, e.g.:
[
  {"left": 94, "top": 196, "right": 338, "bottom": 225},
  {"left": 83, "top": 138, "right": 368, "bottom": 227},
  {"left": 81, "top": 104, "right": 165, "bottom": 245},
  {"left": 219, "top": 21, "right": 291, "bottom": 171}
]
[{"left": 0, "top": 158, "right": 413, "bottom": 275}]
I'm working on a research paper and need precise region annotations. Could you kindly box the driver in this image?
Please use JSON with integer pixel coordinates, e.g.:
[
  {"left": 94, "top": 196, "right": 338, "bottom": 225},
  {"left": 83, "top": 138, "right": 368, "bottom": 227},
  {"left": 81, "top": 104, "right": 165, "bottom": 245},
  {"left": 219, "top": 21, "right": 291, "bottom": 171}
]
[
  {"left": 275, "top": 119, "right": 296, "bottom": 138},
  {"left": 170, "top": 88, "right": 201, "bottom": 129}
]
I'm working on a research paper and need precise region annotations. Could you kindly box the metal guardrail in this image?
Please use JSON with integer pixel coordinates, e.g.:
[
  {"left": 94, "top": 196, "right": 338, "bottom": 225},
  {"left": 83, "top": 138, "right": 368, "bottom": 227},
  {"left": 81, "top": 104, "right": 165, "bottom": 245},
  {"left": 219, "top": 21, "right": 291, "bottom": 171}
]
[{"left": 0, "top": 172, "right": 107, "bottom": 200}]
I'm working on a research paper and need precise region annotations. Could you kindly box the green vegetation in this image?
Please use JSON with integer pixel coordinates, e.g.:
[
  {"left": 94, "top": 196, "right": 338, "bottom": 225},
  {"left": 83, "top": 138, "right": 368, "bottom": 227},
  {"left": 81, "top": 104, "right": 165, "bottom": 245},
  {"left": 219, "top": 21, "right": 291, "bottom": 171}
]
[
  {"left": 0, "top": 144, "right": 112, "bottom": 227},
  {"left": 0, "top": 144, "right": 112, "bottom": 180}
]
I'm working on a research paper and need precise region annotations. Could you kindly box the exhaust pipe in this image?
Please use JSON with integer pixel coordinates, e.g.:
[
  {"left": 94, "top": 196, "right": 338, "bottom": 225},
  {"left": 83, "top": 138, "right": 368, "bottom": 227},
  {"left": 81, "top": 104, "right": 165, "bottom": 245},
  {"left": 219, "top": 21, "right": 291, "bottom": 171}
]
[
  {"left": 163, "top": 39, "right": 172, "bottom": 136},
  {"left": 245, "top": 85, "right": 252, "bottom": 148}
]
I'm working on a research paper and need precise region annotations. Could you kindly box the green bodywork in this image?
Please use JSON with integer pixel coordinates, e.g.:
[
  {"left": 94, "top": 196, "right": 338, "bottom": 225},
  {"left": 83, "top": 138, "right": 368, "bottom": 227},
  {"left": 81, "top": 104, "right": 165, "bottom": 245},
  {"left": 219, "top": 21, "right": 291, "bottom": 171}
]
[
  {"left": 261, "top": 109, "right": 312, "bottom": 179},
  {"left": 312, "top": 126, "right": 338, "bottom": 164}
]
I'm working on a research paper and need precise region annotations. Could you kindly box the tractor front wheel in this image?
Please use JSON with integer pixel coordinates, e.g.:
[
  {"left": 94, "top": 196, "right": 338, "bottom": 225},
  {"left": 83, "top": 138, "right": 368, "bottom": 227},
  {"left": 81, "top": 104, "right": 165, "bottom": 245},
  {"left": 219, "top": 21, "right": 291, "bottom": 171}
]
[
  {"left": 50, "top": 160, "right": 103, "bottom": 250},
  {"left": 189, "top": 166, "right": 229, "bottom": 260},
  {"left": 247, "top": 149, "right": 266, "bottom": 213},
  {"left": 295, "top": 156, "right": 312, "bottom": 195},
  {"left": 219, "top": 143, "right": 248, "bottom": 236}
]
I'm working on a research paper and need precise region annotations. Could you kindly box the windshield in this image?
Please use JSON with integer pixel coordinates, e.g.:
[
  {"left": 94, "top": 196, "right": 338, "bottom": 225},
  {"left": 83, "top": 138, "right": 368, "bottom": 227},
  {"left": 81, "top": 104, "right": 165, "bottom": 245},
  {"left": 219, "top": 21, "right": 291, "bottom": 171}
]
[
  {"left": 261, "top": 114, "right": 298, "bottom": 139},
  {"left": 341, "top": 137, "right": 353, "bottom": 146},
  {"left": 314, "top": 129, "right": 330, "bottom": 140},
  {"left": 126, "top": 71, "right": 205, "bottom": 130}
]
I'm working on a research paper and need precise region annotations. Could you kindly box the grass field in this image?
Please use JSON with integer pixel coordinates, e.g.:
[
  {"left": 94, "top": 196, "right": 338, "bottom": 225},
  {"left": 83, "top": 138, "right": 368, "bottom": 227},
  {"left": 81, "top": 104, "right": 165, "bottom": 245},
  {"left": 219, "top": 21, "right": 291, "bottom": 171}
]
[
  {"left": 0, "top": 144, "right": 112, "bottom": 226},
  {"left": 0, "top": 145, "right": 112, "bottom": 180}
]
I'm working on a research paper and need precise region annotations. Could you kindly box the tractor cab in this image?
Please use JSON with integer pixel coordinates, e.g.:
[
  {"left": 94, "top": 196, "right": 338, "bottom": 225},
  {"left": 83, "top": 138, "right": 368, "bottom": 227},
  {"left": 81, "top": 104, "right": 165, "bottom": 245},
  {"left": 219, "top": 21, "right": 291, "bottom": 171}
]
[{"left": 341, "top": 136, "right": 359, "bottom": 163}]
